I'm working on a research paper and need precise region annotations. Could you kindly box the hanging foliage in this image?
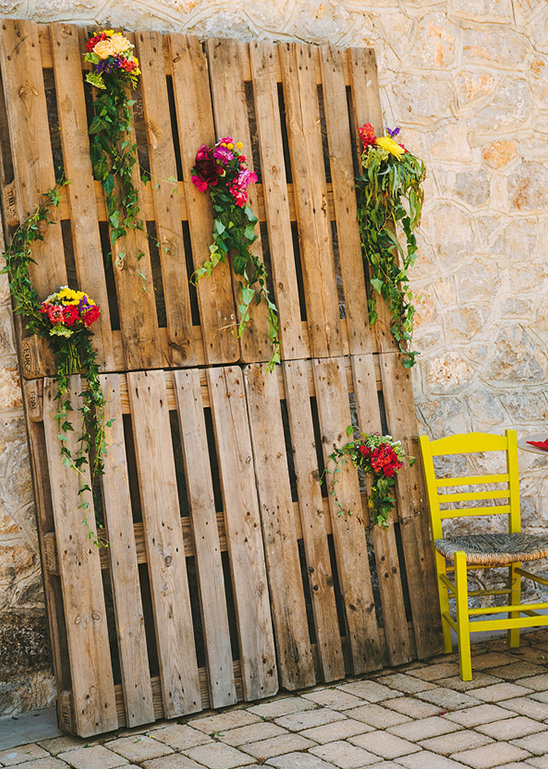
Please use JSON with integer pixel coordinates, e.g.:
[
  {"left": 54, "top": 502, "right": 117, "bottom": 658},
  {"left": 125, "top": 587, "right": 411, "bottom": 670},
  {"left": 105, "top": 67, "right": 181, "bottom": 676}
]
[
  {"left": 1, "top": 184, "right": 110, "bottom": 546},
  {"left": 191, "top": 137, "right": 280, "bottom": 371},
  {"left": 355, "top": 123, "right": 425, "bottom": 367}
]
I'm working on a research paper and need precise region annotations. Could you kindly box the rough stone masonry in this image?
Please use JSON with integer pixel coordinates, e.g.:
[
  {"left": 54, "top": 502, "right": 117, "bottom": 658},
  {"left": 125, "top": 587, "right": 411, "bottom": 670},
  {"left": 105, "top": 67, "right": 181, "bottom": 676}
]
[{"left": 0, "top": 0, "right": 546, "bottom": 715}]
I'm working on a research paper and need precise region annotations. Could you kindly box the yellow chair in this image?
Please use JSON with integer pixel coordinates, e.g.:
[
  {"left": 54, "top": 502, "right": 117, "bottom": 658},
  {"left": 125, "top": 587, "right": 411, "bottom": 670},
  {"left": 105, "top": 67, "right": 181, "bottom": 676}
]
[{"left": 418, "top": 430, "right": 548, "bottom": 680}]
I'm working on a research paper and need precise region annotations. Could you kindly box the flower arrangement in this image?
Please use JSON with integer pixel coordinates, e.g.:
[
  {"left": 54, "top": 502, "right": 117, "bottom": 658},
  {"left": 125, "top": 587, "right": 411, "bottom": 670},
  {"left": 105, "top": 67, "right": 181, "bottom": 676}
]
[
  {"left": 192, "top": 137, "right": 280, "bottom": 371},
  {"left": 2, "top": 184, "right": 110, "bottom": 546},
  {"left": 327, "top": 427, "right": 414, "bottom": 528},
  {"left": 85, "top": 30, "right": 142, "bottom": 255},
  {"left": 356, "top": 123, "right": 426, "bottom": 367}
]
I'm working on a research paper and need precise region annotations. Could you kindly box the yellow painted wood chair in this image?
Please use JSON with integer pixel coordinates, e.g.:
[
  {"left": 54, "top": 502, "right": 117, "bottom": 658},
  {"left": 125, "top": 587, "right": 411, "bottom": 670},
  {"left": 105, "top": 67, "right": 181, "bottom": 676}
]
[{"left": 418, "top": 430, "right": 548, "bottom": 680}]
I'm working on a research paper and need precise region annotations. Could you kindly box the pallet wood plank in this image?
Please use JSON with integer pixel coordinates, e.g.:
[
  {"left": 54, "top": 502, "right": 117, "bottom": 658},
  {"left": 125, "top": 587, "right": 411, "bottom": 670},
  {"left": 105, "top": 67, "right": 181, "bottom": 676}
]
[
  {"left": 283, "top": 359, "right": 345, "bottom": 681},
  {"left": 378, "top": 354, "right": 443, "bottom": 658},
  {"left": 245, "top": 363, "right": 315, "bottom": 690},
  {"left": 136, "top": 30, "right": 197, "bottom": 367},
  {"left": 42, "top": 376, "right": 117, "bottom": 737},
  {"left": 313, "top": 357, "right": 385, "bottom": 673},
  {"left": 279, "top": 43, "right": 343, "bottom": 359},
  {"left": 206, "top": 38, "right": 271, "bottom": 365},
  {"left": 173, "top": 369, "right": 237, "bottom": 708},
  {"left": 127, "top": 370, "right": 201, "bottom": 717},
  {"left": 168, "top": 34, "right": 239, "bottom": 365},
  {"left": 350, "top": 355, "right": 412, "bottom": 666},
  {"left": 249, "top": 41, "right": 307, "bottom": 362},
  {"left": 320, "top": 45, "right": 373, "bottom": 356},
  {"left": 50, "top": 23, "right": 115, "bottom": 371},
  {"left": 347, "top": 47, "right": 398, "bottom": 354},
  {"left": 99, "top": 374, "right": 155, "bottom": 727},
  {"left": 0, "top": 19, "right": 67, "bottom": 297},
  {"left": 207, "top": 366, "right": 278, "bottom": 700}
]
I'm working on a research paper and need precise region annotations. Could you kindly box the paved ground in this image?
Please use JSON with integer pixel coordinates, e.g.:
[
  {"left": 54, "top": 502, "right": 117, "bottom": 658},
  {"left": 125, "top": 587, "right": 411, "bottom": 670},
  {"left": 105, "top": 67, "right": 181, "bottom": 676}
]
[{"left": 2, "top": 631, "right": 548, "bottom": 769}]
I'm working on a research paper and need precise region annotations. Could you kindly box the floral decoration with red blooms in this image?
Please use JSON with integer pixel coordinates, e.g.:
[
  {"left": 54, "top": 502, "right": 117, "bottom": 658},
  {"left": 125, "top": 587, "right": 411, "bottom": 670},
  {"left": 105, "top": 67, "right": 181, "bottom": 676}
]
[
  {"left": 191, "top": 137, "right": 280, "bottom": 371},
  {"left": 40, "top": 287, "right": 101, "bottom": 337},
  {"left": 84, "top": 29, "right": 141, "bottom": 89},
  {"left": 327, "top": 427, "right": 414, "bottom": 527}
]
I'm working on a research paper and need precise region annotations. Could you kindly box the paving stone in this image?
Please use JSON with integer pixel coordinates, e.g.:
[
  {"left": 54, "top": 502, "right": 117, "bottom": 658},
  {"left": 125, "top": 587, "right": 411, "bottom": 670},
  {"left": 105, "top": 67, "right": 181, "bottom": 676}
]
[
  {"left": 183, "top": 742, "right": 254, "bottom": 769},
  {"left": 189, "top": 710, "right": 260, "bottom": 734},
  {"left": 275, "top": 708, "right": 346, "bottom": 731},
  {"left": 383, "top": 697, "right": 443, "bottom": 719},
  {"left": 0, "top": 744, "right": 50, "bottom": 765},
  {"left": 515, "top": 673, "right": 548, "bottom": 691},
  {"left": 499, "top": 696, "right": 548, "bottom": 720},
  {"left": 527, "top": 757, "right": 548, "bottom": 768},
  {"left": 470, "top": 683, "right": 533, "bottom": 702},
  {"left": 450, "top": 742, "right": 531, "bottom": 768},
  {"left": 241, "top": 733, "right": 315, "bottom": 760},
  {"left": 416, "top": 688, "right": 481, "bottom": 710},
  {"left": 419, "top": 731, "right": 494, "bottom": 755},
  {"left": 345, "top": 703, "right": 411, "bottom": 728},
  {"left": 247, "top": 697, "right": 316, "bottom": 719},
  {"left": 530, "top": 691, "right": 548, "bottom": 704},
  {"left": 443, "top": 703, "right": 518, "bottom": 727},
  {"left": 10, "top": 761, "right": 71, "bottom": 769},
  {"left": 475, "top": 715, "right": 545, "bottom": 740},
  {"left": 104, "top": 736, "right": 172, "bottom": 762},
  {"left": 37, "top": 737, "right": 89, "bottom": 756},
  {"left": 141, "top": 757, "right": 206, "bottom": 769},
  {"left": 58, "top": 746, "right": 128, "bottom": 769},
  {"left": 349, "top": 731, "right": 421, "bottom": 759},
  {"left": 375, "top": 673, "right": 437, "bottom": 695},
  {"left": 408, "top": 662, "right": 460, "bottom": 681},
  {"left": 302, "top": 689, "right": 366, "bottom": 711},
  {"left": 217, "top": 721, "right": 287, "bottom": 746},
  {"left": 300, "top": 718, "right": 372, "bottom": 744},
  {"left": 388, "top": 715, "right": 461, "bottom": 742},
  {"left": 337, "top": 681, "right": 403, "bottom": 702},
  {"left": 435, "top": 674, "right": 502, "bottom": 692},
  {"left": 470, "top": 652, "right": 518, "bottom": 670},
  {"left": 147, "top": 724, "right": 212, "bottom": 750},
  {"left": 366, "top": 764, "right": 405, "bottom": 769},
  {"left": 510, "top": 731, "right": 548, "bottom": 754},
  {"left": 266, "top": 752, "right": 337, "bottom": 768},
  {"left": 309, "top": 739, "right": 380, "bottom": 768},
  {"left": 487, "top": 661, "right": 546, "bottom": 681},
  {"left": 397, "top": 750, "right": 472, "bottom": 768}
]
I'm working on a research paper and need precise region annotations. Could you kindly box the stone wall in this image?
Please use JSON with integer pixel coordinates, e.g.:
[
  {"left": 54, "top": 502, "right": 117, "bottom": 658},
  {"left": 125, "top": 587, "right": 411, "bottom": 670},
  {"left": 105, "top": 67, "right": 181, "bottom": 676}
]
[{"left": 0, "top": 0, "right": 546, "bottom": 715}]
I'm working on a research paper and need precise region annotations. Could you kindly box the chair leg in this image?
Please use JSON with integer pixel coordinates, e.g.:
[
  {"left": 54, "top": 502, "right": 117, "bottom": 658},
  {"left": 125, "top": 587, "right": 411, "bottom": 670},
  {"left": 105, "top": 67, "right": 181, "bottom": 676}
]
[
  {"left": 508, "top": 561, "right": 521, "bottom": 649},
  {"left": 454, "top": 551, "right": 472, "bottom": 681},
  {"left": 436, "top": 553, "right": 452, "bottom": 653}
]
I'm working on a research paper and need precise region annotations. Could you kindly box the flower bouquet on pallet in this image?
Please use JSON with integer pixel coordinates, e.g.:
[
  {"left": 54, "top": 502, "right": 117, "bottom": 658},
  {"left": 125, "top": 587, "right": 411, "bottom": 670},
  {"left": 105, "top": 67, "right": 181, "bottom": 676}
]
[
  {"left": 327, "top": 427, "right": 414, "bottom": 528},
  {"left": 192, "top": 137, "right": 280, "bottom": 371}
]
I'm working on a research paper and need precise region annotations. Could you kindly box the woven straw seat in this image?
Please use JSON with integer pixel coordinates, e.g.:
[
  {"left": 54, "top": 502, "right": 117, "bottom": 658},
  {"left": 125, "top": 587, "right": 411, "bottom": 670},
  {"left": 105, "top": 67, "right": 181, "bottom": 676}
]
[{"left": 435, "top": 533, "right": 548, "bottom": 566}]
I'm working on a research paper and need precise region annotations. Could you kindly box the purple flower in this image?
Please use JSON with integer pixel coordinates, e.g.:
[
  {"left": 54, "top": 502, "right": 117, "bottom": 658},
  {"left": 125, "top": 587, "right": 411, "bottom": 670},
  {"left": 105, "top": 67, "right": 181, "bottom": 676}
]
[
  {"left": 213, "top": 145, "right": 234, "bottom": 164},
  {"left": 386, "top": 126, "right": 401, "bottom": 138}
]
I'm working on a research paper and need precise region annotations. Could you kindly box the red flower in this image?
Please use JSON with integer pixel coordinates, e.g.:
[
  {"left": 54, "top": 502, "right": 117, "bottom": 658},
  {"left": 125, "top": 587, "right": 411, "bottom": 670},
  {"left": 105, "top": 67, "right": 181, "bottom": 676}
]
[
  {"left": 359, "top": 122, "right": 377, "bottom": 149},
  {"left": 63, "top": 305, "right": 79, "bottom": 327},
  {"left": 82, "top": 305, "right": 101, "bottom": 327},
  {"left": 193, "top": 145, "right": 219, "bottom": 189}
]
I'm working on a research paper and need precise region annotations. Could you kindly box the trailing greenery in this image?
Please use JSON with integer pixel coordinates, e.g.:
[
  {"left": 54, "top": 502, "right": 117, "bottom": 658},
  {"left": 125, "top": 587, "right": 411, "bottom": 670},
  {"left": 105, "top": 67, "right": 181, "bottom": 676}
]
[
  {"left": 1, "top": 183, "right": 110, "bottom": 546},
  {"left": 355, "top": 124, "right": 425, "bottom": 367}
]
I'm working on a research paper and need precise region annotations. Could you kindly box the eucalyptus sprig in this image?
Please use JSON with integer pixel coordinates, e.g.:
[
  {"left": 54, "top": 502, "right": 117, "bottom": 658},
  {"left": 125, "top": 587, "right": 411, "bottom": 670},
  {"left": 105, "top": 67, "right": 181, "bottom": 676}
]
[
  {"left": 1, "top": 183, "right": 110, "bottom": 547},
  {"left": 355, "top": 124, "right": 425, "bottom": 367}
]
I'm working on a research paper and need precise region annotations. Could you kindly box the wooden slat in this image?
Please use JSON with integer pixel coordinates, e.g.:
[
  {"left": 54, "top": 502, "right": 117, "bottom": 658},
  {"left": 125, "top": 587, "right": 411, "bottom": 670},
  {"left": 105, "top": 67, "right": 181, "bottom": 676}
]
[
  {"left": 50, "top": 23, "right": 115, "bottom": 371},
  {"left": 280, "top": 43, "right": 343, "bottom": 359},
  {"left": 350, "top": 355, "right": 412, "bottom": 666},
  {"left": 173, "top": 369, "right": 237, "bottom": 709},
  {"left": 0, "top": 19, "right": 67, "bottom": 296},
  {"left": 206, "top": 38, "right": 271, "bottom": 364},
  {"left": 136, "top": 30, "right": 197, "bottom": 367},
  {"left": 207, "top": 366, "right": 278, "bottom": 700},
  {"left": 42, "top": 376, "right": 117, "bottom": 737},
  {"left": 347, "top": 47, "right": 398, "bottom": 354},
  {"left": 99, "top": 374, "right": 155, "bottom": 727},
  {"left": 378, "top": 354, "right": 443, "bottom": 658},
  {"left": 169, "top": 34, "right": 239, "bottom": 365},
  {"left": 245, "top": 363, "right": 316, "bottom": 690},
  {"left": 320, "top": 45, "right": 373, "bottom": 355},
  {"left": 127, "top": 370, "right": 201, "bottom": 717},
  {"left": 313, "top": 357, "right": 385, "bottom": 673},
  {"left": 249, "top": 41, "right": 307, "bottom": 361},
  {"left": 283, "top": 359, "right": 345, "bottom": 681}
]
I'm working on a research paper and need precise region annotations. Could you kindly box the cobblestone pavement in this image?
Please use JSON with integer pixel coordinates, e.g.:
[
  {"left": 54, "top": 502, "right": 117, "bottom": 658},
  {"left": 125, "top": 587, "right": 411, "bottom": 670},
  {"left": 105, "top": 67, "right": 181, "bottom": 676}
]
[{"left": 3, "top": 632, "right": 548, "bottom": 769}]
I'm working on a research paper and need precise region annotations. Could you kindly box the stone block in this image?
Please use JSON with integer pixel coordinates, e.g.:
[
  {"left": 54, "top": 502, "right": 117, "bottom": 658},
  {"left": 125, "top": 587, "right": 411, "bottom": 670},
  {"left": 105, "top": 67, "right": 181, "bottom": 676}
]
[
  {"left": 302, "top": 689, "right": 365, "bottom": 711},
  {"left": 0, "top": 743, "right": 50, "bottom": 765},
  {"left": 58, "top": 745, "right": 128, "bottom": 769},
  {"left": 388, "top": 715, "right": 461, "bottom": 741},
  {"left": 350, "top": 731, "right": 421, "bottom": 759},
  {"left": 383, "top": 697, "right": 443, "bottom": 719},
  {"left": 141, "top": 756, "right": 205, "bottom": 769},
  {"left": 189, "top": 710, "right": 260, "bottom": 734},
  {"left": 337, "top": 681, "right": 402, "bottom": 703},
  {"left": 416, "top": 687, "right": 481, "bottom": 710},
  {"left": 398, "top": 749, "right": 478, "bottom": 768},
  {"left": 300, "top": 718, "right": 372, "bottom": 744},
  {"left": 375, "top": 673, "right": 436, "bottom": 695},
  {"left": 183, "top": 742, "right": 254, "bottom": 768},
  {"left": 444, "top": 702, "right": 516, "bottom": 727},
  {"left": 104, "top": 736, "right": 172, "bottom": 762},
  {"left": 309, "top": 739, "right": 380, "bottom": 768},
  {"left": 217, "top": 721, "right": 286, "bottom": 746},
  {"left": 345, "top": 702, "right": 412, "bottom": 727},
  {"left": 240, "top": 732, "right": 314, "bottom": 760},
  {"left": 450, "top": 0, "right": 513, "bottom": 22},
  {"left": 510, "top": 731, "right": 548, "bottom": 754},
  {"left": 267, "top": 752, "right": 337, "bottom": 769},
  {"left": 475, "top": 715, "right": 544, "bottom": 739},
  {"left": 147, "top": 724, "right": 212, "bottom": 750},
  {"left": 450, "top": 741, "right": 530, "bottom": 767},
  {"left": 247, "top": 697, "right": 315, "bottom": 719},
  {"left": 275, "top": 708, "right": 345, "bottom": 731},
  {"left": 500, "top": 695, "right": 548, "bottom": 719},
  {"left": 471, "top": 682, "right": 534, "bottom": 702},
  {"left": 419, "top": 730, "right": 493, "bottom": 755}
]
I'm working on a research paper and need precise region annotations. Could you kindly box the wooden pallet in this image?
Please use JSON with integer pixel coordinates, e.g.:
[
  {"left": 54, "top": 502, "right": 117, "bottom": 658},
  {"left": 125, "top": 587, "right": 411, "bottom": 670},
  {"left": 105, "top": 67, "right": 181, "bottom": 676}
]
[{"left": 0, "top": 20, "right": 442, "bottom": 738}]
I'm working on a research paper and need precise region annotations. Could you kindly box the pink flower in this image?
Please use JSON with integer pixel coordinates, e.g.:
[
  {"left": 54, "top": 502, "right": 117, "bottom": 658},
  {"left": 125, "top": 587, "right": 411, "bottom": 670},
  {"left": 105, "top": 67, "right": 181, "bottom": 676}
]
[
  {"left": 46, "top": 305, "right": 65, "bottom": 325},
  {"left": 191, "top": 175, "right": 208, "bottom": 192}
]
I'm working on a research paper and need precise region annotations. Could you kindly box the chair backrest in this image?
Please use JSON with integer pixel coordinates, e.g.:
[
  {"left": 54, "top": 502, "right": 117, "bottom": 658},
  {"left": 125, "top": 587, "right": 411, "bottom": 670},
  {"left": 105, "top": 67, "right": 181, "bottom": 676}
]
[{"left": 418, "top": 430, "right": 521, "bottom": 541}]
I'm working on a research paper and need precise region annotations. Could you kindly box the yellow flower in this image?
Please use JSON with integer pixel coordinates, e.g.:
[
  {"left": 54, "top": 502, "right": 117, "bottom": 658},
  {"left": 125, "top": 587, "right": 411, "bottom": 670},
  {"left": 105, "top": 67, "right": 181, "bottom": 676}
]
[
  {"left": 376, "top": 136, "right": 405, "bottom": 158},
  {"left": 93, "top": 39, "right": 117, "bottom": 59},
  {"left": 226, "top": 142, "right": 234, "bottom": 149},
  {"left": 236, "top": 141, "right": 243, "bottom": 149},
  {"left": 110, "top": 33, "right": 133, "bottom": 54},
  {"left": 104, "top": 29, "right": 114, "bottom": 36}
]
